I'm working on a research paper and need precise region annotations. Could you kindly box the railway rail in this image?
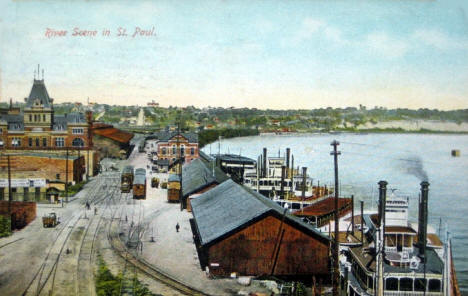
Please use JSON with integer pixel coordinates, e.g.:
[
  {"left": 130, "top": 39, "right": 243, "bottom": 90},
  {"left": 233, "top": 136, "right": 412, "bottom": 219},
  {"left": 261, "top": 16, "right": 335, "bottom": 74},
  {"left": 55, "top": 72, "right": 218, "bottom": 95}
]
[{"left": 107, "top": 206, "right": 210, "bottom": 296}]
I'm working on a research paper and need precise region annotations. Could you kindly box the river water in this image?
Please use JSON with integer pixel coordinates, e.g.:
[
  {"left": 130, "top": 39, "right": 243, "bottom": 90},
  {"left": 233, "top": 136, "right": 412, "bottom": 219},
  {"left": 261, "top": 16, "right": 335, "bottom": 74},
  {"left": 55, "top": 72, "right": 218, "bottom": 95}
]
[{"left": 203, "top": 133, "right": 468, "bottom": 292}]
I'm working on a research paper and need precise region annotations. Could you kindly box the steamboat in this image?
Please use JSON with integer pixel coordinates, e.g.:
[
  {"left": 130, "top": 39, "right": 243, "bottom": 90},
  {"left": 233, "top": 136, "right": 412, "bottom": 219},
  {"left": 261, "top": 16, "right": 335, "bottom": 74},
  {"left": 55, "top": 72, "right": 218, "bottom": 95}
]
[
  {"left": 339, "top": 181, "right": 460, "bottom": 296},
  {"left": 241, "top": 147, "right": 334, "bottom": 210}
]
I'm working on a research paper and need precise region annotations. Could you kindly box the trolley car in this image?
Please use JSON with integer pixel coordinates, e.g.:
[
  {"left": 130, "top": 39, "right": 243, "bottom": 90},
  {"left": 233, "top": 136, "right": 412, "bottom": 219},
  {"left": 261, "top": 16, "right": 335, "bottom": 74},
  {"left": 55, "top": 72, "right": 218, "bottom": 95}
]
[
  {"left": 121, "top": 165, "right": 134, "bottom": 193},
  {"left": 133, "top": 168, "right": 147, "bottom": 199},
  {"left": 167, "top": 174, "right": 181, "bottom": 203}
]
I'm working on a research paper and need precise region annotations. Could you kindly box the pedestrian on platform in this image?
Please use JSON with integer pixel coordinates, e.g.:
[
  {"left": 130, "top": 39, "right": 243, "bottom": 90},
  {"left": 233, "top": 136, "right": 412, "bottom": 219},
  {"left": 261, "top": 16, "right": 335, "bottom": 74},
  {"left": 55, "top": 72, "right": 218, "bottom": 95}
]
[
  {"left": 176, "top": 222, "right": 180, "bottom": 232},
  {"left": 94, "top": 207, "right": 97, "bottom": 215}
]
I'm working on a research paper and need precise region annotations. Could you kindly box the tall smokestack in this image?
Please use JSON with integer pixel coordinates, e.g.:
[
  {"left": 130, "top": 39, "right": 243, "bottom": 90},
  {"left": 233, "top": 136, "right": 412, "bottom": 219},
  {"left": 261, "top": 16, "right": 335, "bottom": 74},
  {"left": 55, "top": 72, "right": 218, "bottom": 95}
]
[
  {"left": 418, "top": 181, "right": 429, "bottom": 261},
  {"left": 263, "top": 148, "right": 267, "bottom": 178},
  {"left": 378, "top": 181, "right": 388, "bottom": 228},
  {"left": 286, "top": 148, "right": 290, "bottom": 177},
  {"left": 280, "top": 165, "right": 285, "bottom": 199},
  {"left": 302, "top": 167, "right": 307, "bottom": 198}
]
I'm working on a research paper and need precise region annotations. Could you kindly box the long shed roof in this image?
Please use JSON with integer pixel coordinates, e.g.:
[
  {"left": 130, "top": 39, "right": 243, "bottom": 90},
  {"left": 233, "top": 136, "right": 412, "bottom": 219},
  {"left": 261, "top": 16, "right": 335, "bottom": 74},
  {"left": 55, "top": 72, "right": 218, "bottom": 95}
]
[
  {"left": 181, "top": 158, "right": 228, "bottom": 197},
  {"left": 191, "top": 179, "right": 330, "bottom": 247}
]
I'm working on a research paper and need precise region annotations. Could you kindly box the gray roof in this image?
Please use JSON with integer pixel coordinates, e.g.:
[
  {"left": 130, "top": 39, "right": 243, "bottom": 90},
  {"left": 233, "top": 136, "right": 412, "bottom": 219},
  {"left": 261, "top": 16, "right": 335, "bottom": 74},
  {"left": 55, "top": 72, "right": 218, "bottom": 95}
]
[
  {"left": 134, "top": 174, "right": 146, "bottom": 185},
  {"left": 191, "top": 179, "right": 330, "bottom": 246},
  {"left": 199, "top": 151, "right": 213, "bottom": 162},
  {"left": 4, "top": 114, "right": 24, "bottom": 131},
  {"left": 154, "top": 131, "right": 198, "bottom": 143},
  {"left": 53, "top": 113, "right": 86, "bottom": 130},
  {"left": 168, "top": 174, "right": 181, "bottom": 182},
  {"left": 182, "top": 158, "right": 229, "bottom": 197},
  {"left": 25, "top": 79, "right": 52, "bottom": 109},
  {"left": 156, "top": 159, "right": 169, "bottom": 166},
  {"left": 135, "top": 168, "right": 146, "bottom": 175},
  {"left": 216, "top": 154, "right": 256, "bottom": 164}
]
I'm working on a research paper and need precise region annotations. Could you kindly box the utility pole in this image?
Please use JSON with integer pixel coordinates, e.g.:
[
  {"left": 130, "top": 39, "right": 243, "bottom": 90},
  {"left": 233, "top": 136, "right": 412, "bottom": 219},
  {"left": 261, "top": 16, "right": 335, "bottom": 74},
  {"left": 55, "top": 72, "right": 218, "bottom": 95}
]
[
  {"left": 65, "top": 146, "right": 69, "bottom": 203},
  {"left": 7, "top": 155, "right": 12, "bottom": 219},
  {"left": 330, "top": 140, "right": 341, "bottom": 296},
  {"left": 177, "top": 111, "right": 183, "bottom": 210}
]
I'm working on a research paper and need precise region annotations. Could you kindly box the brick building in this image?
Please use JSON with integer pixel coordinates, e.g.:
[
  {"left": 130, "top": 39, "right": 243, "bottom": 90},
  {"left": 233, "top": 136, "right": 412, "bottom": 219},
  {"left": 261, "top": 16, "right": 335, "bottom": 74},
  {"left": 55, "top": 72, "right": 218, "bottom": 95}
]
[
  {"left": 0, "top": 153, "right": 85, "bottom": 202},
  {"left": 155, "top": 131, "right": 199, "bottom": 164},
  {"left": 0, "top": 71, "right": 98, "bottom": 177}
]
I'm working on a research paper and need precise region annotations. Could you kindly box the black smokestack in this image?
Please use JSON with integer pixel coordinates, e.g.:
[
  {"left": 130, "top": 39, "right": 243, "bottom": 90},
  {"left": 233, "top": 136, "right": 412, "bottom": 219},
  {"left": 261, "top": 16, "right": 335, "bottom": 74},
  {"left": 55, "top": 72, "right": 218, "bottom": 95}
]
[
  {"left": 418, "top": 181, "right": 429, "bottom": 261},
  {"left": 302, "top": 167, "right": 307, "bottom": 198},
  {"left": 263, "top": 148, "right": 267, "bottom": 178},
  {"left": 286, "top": 148, "right": 290, "bottom": 177},
  {"left": 399, "top": 156, "right": 429, "bottom": 182},
  {"left": 378, "top": 181, "right": 388, "bottom": 228},
  {"left": 280, "top": 165, "right": 285, "bottom": 199},
  {"left": 378, "top": 181, "right": 388, "bottom": 255}
]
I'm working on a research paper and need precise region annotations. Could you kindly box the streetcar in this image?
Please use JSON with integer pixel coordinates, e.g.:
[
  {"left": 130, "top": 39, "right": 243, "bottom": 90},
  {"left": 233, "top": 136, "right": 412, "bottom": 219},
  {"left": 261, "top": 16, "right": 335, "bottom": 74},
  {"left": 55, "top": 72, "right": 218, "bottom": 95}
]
[
  {"left": 121, "top": 165, "right": 134, "bottom": 193},
  {"left": 133, "top": 168, "right": 147, "bottom": 199}
]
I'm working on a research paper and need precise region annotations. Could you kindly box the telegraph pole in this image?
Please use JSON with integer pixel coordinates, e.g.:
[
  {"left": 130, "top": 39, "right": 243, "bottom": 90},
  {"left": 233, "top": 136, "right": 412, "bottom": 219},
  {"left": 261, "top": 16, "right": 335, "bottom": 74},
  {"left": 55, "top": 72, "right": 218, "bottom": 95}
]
[
  {"left": 330, "top": 140, "right": 341, "bottom": 296},
  {"left": 177, "top": 111, "right": 183, "bottom": 209},
  {"left": 65, "top": 146, "right": 69, "bottom": 203},
  {"left": 7, "top": 155, "right": 12, "bottom": 218}
]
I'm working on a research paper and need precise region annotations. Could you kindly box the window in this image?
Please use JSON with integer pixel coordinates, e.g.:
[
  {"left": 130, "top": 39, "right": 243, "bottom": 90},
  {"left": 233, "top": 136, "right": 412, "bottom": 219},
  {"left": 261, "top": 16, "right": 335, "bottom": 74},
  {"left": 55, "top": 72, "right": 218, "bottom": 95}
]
[
  {"left": 180, "top": 145, "right": 185, "bottom": 156},
  {"left": 43, "top": 114, "right": 46, "bottom": 121},
  {"left": 42, "top": 138, "right": 47, "bottom": 147},
  {"left": 29, "top": 138, "right": 33, "bottom": 147},
  {"left": 56, "top": 173, "right": 60, "bottom": 180},
  {"left": 429, "top": 279, "right": 441, "bottom": 292},
  {"left": 161, "top": 147, "right": 166, "bottom": 155},
  {"left": 35, "top": 138, "right": 39, "bottom": 146},
  {"left": 72, "top": 138, "right": 84, "bottom": 147},
  {"left": 172, "top": 145, "right": 176, "bottom": 155},
  {"left": 0, "top": 128, "right": 3, "bottom": 133},
  {"left": 415, "top": 279, "right": 426, "bottom": 292},
  {"left": 400, "top": 278, "right": 413, "bottom": 291},
  {"left": 29, "top": 115, "right": 32, "bottom": 122},
  {"left": 191, "top": 147, "right": 195, "bottom": 155},
  {"left": 55, "top": 137, "right": 65, "bottom": 147},
  {"left": 11, "top": 137, "right": 21, "bottom": 147},
  {"left": 385, "top": 278, "right": 398, "bottom": 291},
  {"left": 72, "top": 128, "right": 84, "bottom": 134}
]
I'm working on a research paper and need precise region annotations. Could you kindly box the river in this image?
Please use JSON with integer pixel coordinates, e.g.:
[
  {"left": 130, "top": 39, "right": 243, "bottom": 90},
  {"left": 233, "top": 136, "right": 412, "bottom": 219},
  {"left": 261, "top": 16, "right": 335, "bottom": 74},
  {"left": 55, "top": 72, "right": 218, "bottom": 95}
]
[{"left": 203, "top": 133, "right": 468, "bottom": 292}]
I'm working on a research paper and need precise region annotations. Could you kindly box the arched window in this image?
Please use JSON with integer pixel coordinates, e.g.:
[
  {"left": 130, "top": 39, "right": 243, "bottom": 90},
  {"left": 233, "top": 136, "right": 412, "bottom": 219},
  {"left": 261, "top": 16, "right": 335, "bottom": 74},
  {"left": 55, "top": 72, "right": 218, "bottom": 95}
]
[
  {"left": 180, "top": 145, "right": 185, "bottom": 156},
  {"left": 172, "top": 145, "right": 176, "bottom": 155},
  {"left": 72, "top": 138, "right": 85, "bottom": 147}
]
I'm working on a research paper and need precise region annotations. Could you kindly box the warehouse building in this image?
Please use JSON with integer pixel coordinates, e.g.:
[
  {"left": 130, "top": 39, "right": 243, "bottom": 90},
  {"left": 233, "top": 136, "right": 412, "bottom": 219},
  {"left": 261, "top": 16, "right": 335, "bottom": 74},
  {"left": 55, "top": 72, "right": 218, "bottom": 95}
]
[
  {"left": 181, "top": 158, "right": 228, "bottom": 211},
  {"left": 191, "top": 179, "right": 331, "bottom": 278}
]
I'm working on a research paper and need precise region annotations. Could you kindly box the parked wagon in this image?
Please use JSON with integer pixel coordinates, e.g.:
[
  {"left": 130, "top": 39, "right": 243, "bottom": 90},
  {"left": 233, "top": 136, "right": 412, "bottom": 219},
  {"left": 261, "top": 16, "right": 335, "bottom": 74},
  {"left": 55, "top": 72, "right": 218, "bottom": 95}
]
[
  {"left": 133, "top": 168, "right": 146, "bottom": 199},
  {"left": 121, "top": 165, "right": 134, "bottom": 193},
  {"left": 151, "top": 177, "right": 159, "bottom": 188},
  {"left": 42, "top": 212, "right": 58, "bottom": 228}
]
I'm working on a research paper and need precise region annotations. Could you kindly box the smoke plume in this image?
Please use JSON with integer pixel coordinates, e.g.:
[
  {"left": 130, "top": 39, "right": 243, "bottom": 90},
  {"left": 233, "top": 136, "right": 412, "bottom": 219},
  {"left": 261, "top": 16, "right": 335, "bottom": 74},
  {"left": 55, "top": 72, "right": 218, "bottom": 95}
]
[{"left": 398, "top": 155, "right": 429, "bottom": 182}]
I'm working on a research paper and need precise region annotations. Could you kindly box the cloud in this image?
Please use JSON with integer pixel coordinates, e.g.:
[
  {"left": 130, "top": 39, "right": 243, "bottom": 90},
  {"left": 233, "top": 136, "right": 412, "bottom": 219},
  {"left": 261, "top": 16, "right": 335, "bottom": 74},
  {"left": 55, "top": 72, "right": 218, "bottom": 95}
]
[
  {"left": 365, "top": 32, "right": 409, "bottom": 59},
  {"left": 413, "top": 29, "right": 468, "bottom": 51},
  {"left": 290, "top": 18, "right": 325, "bottom": 45}
]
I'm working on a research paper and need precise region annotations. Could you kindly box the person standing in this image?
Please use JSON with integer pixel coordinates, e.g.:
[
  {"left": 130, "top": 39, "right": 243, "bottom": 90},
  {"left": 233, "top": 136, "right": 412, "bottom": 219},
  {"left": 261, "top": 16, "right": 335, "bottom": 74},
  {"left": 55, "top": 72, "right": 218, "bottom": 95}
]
[{"left": 176, "top": 222, "right": 180, "bottom": 232}]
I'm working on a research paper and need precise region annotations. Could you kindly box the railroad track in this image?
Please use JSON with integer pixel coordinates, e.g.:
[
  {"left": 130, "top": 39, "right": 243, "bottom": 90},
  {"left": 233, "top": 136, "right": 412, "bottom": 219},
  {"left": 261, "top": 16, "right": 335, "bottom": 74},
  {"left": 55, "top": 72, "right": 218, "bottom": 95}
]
[
  {"left": 22, "top": 212, "right": 82, "bottom": 296},
  {"left": 107, "top": 209, "right": 210, "bottom": 296},
  {"left": 76, "top": 177, "right": 122, "bottom": 296}
]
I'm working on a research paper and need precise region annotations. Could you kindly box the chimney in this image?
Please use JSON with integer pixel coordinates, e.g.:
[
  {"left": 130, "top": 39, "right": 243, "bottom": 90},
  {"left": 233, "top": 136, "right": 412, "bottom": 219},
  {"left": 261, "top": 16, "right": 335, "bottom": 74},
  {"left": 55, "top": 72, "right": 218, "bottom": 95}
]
[
  {"left": 418, "top": 181, "right": 429, "bottom": 261},
  {"left": 263, "top": 148, "right": 267, "bottom": 178},
  {"left": 301, "top": 167, "right": 307, "bottom": 198},
  {"left": 286, "top": 148, "right": 290, "bottom": 177}
]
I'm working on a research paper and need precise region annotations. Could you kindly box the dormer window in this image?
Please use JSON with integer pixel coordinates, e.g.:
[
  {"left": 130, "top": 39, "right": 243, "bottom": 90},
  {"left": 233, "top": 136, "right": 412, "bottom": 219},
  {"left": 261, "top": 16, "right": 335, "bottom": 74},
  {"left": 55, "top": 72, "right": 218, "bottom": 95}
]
[{"left": 34, "top": 98, "right": 41, "bottom": 107}]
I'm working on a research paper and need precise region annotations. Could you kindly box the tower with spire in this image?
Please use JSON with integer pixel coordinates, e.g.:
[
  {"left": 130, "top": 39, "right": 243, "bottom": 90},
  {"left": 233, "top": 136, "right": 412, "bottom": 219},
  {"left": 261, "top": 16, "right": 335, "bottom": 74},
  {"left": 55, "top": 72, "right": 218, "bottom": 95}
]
[{"left": 23, "top": 64, "right": 54, "bottom": 130}]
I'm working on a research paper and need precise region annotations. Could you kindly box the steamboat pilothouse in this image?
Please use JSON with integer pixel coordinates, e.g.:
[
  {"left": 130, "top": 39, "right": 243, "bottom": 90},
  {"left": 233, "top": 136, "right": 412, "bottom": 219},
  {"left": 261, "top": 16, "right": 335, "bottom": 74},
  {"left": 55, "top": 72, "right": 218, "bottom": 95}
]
[{"left": 340, "top": 181, "right": 459, "bottom": 296}]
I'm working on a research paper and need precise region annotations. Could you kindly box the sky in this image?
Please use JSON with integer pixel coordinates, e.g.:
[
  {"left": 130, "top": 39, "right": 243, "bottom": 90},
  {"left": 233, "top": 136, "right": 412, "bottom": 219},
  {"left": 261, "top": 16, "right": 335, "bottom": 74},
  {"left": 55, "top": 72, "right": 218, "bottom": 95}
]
[{"left": 0, "top": 0, "right": 467, "bottom": 110}]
